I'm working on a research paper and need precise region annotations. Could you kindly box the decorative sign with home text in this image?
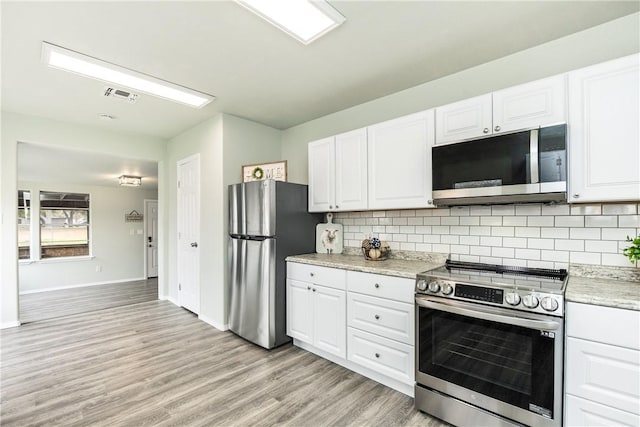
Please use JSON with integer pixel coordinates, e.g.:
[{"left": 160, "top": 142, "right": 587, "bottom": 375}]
[{"left": 242, "top": 160, "right": 287, "bottom": 182}]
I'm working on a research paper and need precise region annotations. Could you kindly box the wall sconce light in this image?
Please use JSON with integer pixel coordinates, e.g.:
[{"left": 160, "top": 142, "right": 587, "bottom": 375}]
[{"left": 119, "top": 175, "right": 142, "bottom": 186}]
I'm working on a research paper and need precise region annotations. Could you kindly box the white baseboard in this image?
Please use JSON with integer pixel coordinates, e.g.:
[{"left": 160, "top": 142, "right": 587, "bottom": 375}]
[
  {"left": 199, "top": 314, "right": 228, "bottom": 331},
  {"left": 1, "top": 321, "right": 21, "bottom": 329},
  {"left": 19, "top": 277, "right": 147, "bottom": 295},
  {"left": 159, "top": 295, "right": 180, "bottom": 306}
]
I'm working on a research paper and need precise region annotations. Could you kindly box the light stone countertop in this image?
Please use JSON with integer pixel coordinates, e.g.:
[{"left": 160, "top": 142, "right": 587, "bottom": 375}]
[
  {"left": 566, "top": 276, "right": 640, "bottom": 311},
  {"left": 285, "top": 253, "right": 444, "bottom": 279}
]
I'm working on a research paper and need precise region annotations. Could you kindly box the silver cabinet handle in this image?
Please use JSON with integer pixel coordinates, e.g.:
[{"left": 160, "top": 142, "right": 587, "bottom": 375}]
[
  {"left": 312, "top": 288, "right": 316, "bottom": 292},
  {"left": 375, "top": 353, "right": 380, "bottom": 358},
  {"left": 374, "top": 314, "right": 380, "bottom": 320},
  {"left": 335, "top": 205, "right": 339, "bottom": 209},
  {"left": 190, "top": 242, "right": 198, "bottom": 248},
  {"left": 483, "top": 128, "right": 489, "bottom": 133},
  {"left": 573, "top": 193, "right": 580, "bottom": 198},
  {"left": 329, "top": 205, "right": 333, "bottom": 209},
  {"left": 415, "top": 296, "right": 560, "bottom": 331},
  {"left": 374, "top": 283, "right": 380, "bottom": 289},
  {"left": 494, "top": 125, "right": 501, "bottom": 132},
  {"left": 307, "top": 286, "right": 311, "bottom": 290}
]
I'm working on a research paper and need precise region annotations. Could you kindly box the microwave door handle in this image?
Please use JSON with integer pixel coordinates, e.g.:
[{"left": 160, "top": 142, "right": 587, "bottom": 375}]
[
  {"left": 530, "top": 128, "right": 539, "bottom": 184},
  {"left": 415, "top": 297, "right": 560, "bottom": 331}
]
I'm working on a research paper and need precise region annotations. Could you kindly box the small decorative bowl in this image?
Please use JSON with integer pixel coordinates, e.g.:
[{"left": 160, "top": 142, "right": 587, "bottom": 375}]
[{"left": 362, "top": 246, "right": 390, "bottom": 261}]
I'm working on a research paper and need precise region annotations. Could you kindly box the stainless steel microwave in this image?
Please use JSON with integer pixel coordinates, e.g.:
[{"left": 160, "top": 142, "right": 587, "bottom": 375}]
[{"left": 432, "top": 124, "right": 567, "bottom": 206}]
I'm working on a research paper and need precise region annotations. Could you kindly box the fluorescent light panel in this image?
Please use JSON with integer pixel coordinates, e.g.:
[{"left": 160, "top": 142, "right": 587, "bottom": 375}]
[
  {"left": 41, "top": 42, "right": 214, "bottom": 108},
  {"left": 119, "top": 175, "right": 142, "bottom": 187},
  {"left": 236, "top": 0, "right": 345, "bottom": 44}
]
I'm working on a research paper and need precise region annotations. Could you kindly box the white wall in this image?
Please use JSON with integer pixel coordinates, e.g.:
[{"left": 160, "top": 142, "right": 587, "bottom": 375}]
[
  {"left": 18, "top": 181, "right": 158, "bottom": 292},
  {"left": 281, "top": 13, "right": 640, "bottom": 184},
  {"left": 164, "top": 113, "right": 282, "bottom": 329},
  {"left": 1, "top": 111, "right": 166, "bottom": 328}
]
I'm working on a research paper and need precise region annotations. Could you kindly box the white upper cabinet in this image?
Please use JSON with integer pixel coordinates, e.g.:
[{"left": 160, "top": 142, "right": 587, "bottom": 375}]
[
  {"left": 308, "top": 128, "right": 367, "bottom": 212},
  {"left": 493, "top": 75, "right": 566, "bottom": 134},
  {"left": 435, "top": 94, "right": 492, "bottom": 144},
  {"left": 368, "top": 110, "right": 435, "bottom": 209},
  {"left": 568, "top": 54, "right": 640, "bottom": 203},
  {"left": 435, "top": 75, "right": 566, "bottom": 144}
]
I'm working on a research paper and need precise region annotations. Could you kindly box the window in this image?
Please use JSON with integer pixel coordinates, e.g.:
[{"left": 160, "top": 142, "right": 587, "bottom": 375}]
[
  {"left": 40, "top": 191, "right": 90, "bottom": 258},
  {"left": 18, "top": 190, "right": 31, "bottom": 260}
]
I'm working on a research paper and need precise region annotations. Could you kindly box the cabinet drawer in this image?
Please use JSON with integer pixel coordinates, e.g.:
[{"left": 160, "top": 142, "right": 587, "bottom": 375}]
[
  {"left": 565, "top": 394, "right": 640, "bottom": 427},
  {"left": 347, "top": 271, "right": 414, "bottom": 303},
  {"left": 566, "top": 337, "right": 640, "bottom": 415},
  {"left": 287, "top": 262, "right": 346, "bottom": 290},
  {"left": 567, "top": 302, "right": 640, "bottom": 350},
  {"left": 347, "top": 292, "right": 413, "bottom": 344},
  {"left": 347, "top": 327, "right": 414, "bottom": 385}
]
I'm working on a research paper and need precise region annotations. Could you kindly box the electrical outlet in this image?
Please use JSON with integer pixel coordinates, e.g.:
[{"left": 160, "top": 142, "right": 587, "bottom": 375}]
[{"left": 96, "top": 264, "right": 102, "bottom": 272}]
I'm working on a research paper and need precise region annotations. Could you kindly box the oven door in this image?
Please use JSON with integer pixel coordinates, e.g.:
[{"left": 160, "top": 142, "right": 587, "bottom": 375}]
[{"left": 415, "top": 296, "right": 563, "bottom": 427}]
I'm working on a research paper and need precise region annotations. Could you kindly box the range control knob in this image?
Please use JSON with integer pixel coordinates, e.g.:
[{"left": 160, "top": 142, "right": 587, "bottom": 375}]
[
  {"left": 441, "top": 283, "right": 453, "bottom": 295},
  {"left": 522, "top": 294, "right": 539, "bottom": 309},
  {"left": 428, "top": 281, "right": 441, "bottom": 293},
  {"left": 416, "top": 279, "right": 427, "bottom": 291},
  {"left": 541, "top": 297, "right": 559, "bottom": 312},
  {"left": 505, "top": 292, "right": 521, "bottom": 306}
]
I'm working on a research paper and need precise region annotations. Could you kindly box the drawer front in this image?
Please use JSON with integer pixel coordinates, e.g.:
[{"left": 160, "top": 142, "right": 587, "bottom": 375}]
[
  {"left": 347, "top": 270, "right": 414, "bottom": 303},
  {"left": 565, "top": 394, "right": 640, "bottom": 427},
  {"left": 567, "top": 302, "right": 640, "bottom": 350},
  {"left": 347, "top": 292, "right": 413, "bottom": 344},
  {"left": 566, "top": 337, "right": 640, "bottom": 415},
  {"left": 287, "top": 262, "right": 346, "bottom": 290},
  {"left": 347, "top": 327, "right": 414, "bottom": 385}
]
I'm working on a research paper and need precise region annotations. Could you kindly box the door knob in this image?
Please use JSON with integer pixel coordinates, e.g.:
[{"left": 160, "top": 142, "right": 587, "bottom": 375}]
[
  {"left": 494, "top": 125, "right": 501, "bottom": 132},
  {"left": 190, "top": 242, "right": 198, "bottom": 248}
]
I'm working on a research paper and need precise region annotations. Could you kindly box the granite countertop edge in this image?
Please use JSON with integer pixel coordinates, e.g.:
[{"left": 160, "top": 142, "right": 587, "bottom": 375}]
[
  {"left": 565, "top": 276, "right": 640, "bottom": 311},
  {"left": 285, "top": 253, "right": 444, "bottom": 279}
]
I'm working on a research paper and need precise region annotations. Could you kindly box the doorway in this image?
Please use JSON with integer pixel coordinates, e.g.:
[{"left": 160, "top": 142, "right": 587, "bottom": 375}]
[
  {"left": 145, "top": 199, "right": 159, "bottom": 278},
  {"left": 177, "top": 154, "right": 200, "bottom": 315}
]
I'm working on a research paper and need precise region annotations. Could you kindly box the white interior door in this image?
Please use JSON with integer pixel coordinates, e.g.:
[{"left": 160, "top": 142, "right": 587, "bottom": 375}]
[
  {"left": 177, "top": 154, "right": 200, "bottom": 314},
  {"left": 145, "top": 200, "right": 159, "bottom": 278}
]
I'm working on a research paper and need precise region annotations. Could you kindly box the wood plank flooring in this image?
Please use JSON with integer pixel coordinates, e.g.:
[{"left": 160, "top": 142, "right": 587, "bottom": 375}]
[
  {"left": 1, "top": 300, "right": 447, "bottom": 426},
  {"left": 19, "top": 279, "right": 158, "bottom": 323}
]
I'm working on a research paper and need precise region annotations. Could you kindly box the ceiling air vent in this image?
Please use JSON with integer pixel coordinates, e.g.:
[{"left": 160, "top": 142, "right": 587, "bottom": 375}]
[{"left": 103, "top": 87, "right": 139, "bottom": 103}]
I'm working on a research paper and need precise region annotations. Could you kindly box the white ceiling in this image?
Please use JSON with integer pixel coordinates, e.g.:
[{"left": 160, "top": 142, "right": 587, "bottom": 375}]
[
  {"left": 2, "top": 1, "right": 638, "bottom": 140},
  {"left": 18, "top": 143, "right": 159, "bottom": 190}
]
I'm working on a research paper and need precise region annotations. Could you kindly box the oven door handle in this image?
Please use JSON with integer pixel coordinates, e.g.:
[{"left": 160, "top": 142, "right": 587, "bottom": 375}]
[{"left": 415, "top": 297, "right": 561, "bottom": 331}]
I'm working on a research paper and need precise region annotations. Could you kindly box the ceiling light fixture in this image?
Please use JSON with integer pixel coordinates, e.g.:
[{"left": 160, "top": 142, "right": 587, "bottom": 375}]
[
  {"left": 235, "top": 0, "right": 345, "bottom": 45},
  {"left": 119, "top": 175, "right": 142, "bottom": 187},
  {"left": 41, "top": 42, "right": 215, "bottom": 108}
]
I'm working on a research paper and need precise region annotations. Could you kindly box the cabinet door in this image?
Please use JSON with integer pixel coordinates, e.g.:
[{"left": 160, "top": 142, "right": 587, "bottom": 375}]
[
  {"left": 286, "top": 279, "right": 313, "bottom": 343},
  {"left": 334, "top": 128, "right": 368, "bottom": 211},
  {"left": 435, "top": 94, "right": 492, "bottom": 144},
  {"left": 566, "top": 395, "right": 640, "bottom": 427},
  {"left": 368, "top": 110, "right": 435, "bottom": 209},
  {"left": 493, "top": 75, "right": 566, "bottom": 134},
  {"left": 313, "top": 285, "right": 346, "bottom": 358},
  {"left": 568, "top": 54, "right": 640, "bottom": 203},
  {"left": 308, "top": 137, "right": 336, "bottom": 212}
]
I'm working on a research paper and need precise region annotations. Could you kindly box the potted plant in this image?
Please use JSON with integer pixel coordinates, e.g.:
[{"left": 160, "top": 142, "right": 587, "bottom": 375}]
[{"left": 622, "top": 235, "right": 640, "bottom": 265}]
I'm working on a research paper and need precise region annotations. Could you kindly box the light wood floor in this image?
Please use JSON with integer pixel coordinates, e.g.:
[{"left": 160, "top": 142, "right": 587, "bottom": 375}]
[
  {"left": 1, "top": 300, "right": 447, "bottom": 426},
  {"left": 19, "top": 278, "right": 159, "bottom": 323}
]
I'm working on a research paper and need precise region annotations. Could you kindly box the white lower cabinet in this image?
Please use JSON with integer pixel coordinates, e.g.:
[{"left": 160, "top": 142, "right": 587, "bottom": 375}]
[
  {"left": 565, "top": 302, "right": 640, "bottom": 426},
  {"left": 286, "top": 262, "right": 416, "bottom": 396}
]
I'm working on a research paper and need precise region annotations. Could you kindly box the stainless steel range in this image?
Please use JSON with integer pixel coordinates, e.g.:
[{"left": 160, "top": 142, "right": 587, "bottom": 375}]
[{"left": 414, "top": 260, "right": 568, "bottom": 427}]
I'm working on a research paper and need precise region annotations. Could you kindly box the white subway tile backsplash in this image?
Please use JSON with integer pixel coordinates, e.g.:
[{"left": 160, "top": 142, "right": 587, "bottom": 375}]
[
  {"left": 481, "top": 216, "right": 502, "bottom": 226},
  {"left": 555, "top": 239, "right": 585, "bottom": 251},
  {"left": 334, "top": 203, "right": 640, "bottom": 268},
  {"left": 460, "top": 217, "right": 480, "bottom": 226},
  {"left": 569, "top": 227, "right": 601, "bottom": 240},
  {"left": 619, "top": 215, "right": 640, "bottom": 228},
  {"left": 585, "top": 215, "right": 618, "bottom": 228},
  {"left": 503, "top": 216, "right": 527, "bottom": 226},
  {"left": 585, "top": 240, "right": 618, "bottom": 253},
  {"left": 541, "top": 227, "right": 569, "bottom": 239},
  {"left": 528, "top": 239, "right": 555, "bottom": 250},
  {"left": 542, "top": 205, "right": 570, "bottom": 215},
  {"left": 491, "top": 226, "right": 515, "bottom": 237},
  {"left": 516, "top": 205, "right": 541, "bottom": 216},
  {"left": 602, "top": 228, "right": 637, "bottom": 241},
  {"left": 503, "top": 237, "right": 528, "bottom": 248},
  {"left": 555, "top": 216, "right": 584, "bottom": 227},
  {"left": 603, "top": 204, "right": 637, "bottom": 215},
  {"left": 515, "top": 227, "right": 540, "bottom": 238},
  {"left": 528, "top": 216, "right": 554, "bottom": 227}
]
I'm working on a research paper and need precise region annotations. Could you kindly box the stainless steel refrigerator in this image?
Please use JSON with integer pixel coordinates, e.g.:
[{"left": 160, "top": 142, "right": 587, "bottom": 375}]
[{"left": 228, "top": 180, "right": 321, "bottom": 349}]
